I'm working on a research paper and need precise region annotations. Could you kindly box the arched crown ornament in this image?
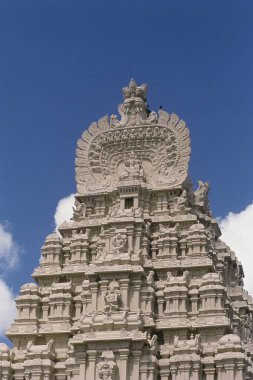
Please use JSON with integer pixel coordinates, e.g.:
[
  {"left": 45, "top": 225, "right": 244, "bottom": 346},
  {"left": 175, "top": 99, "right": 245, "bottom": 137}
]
[{"left": 75, "top": 80, "right": 191, "bottom": 194}]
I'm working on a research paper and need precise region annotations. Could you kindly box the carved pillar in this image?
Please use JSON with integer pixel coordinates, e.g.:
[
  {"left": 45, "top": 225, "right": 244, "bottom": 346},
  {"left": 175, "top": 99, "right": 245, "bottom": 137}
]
[
  {"left": 178, "top": 364, "right": 191, "bottom": 380},
  {"left": 216, "top": 364, "right": 224, "bottom": 380},
  {"left": 156, "top": 290, "right": 165, "bottom": 317},
  {"left": 191, "top": 362, "right": 200, "bottom": 380},
  {"left": 82, "top": 241, "right": 89, "bottom": 265},
  {"left": 120, "top": 278, "right": 130, "bottom": 308},
  {"left": 148, "top": 367, "right": 156, "bottom": 380},
  {"left": 131, "top": 280, "right": 142, "bottom": 310},
  {"left": 224, "top": 363, "right": 235, "bottom": 380},
  {"left": 151, "top": 240, "right": 157, "bottom": 260},
  {"left": 87, "top": 350, "right": 97, "bottom": 379},
  {"left": 77, "top": 352, "right": 87, "bottom": 380},
  {"left": 236, "top": 363, "right": 245, "bottom": 380},
  {"left": 127, "top": 227, "right": 134, "bottom": 252},
  {"left": 99, "top": 280, "right": 108, "bottom": 310},
  {"left": 140, "top": 364, "right": 148, "bottom": 380},
  {"left": 135, "top": 228, "right": 142, "bottom": 253},
  {"left": 89, "top": 282, "right": 98, "bottom": 311},
  {"left": 118, "top": 348, "right": 129, "bottom": 380},
  {"left": 132, "top": 349, "right": 142, "bottom": 379},
  {"left": 204, "top": 365, "right": 215, "bottom": 380},
  {"left": 170, "top": 365, "right": 177, "bottom": 380}
]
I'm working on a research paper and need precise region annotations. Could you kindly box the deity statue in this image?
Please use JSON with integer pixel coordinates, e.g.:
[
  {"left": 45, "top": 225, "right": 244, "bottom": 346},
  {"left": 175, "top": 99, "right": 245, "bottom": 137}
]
[
  {"left": 159, "top": 224, "right": 166, "bottom": 233},
  {"left": 71, "top": 199, "right": 86, "bottom": 220},
  {"left": 147, "top": 270, "right": 155, "bottom": 286},
  {"left": 104, "top": 281, "right": 121, "bottom": 311},
  {"left": 97, "top": 351, "right": 117, "bottom": 380},
  {"left": 176, "top": 189, "right": 189, "bottom": 213},
  {"left": 147, "top": 111, "right": 158, "bottom": 124},
  {"left": 134, "top": 206, "right": 144, "bottom": 218},
  {"left": 121, "top": 151, "right": 145, "bottom": 180},
  {"left": 147, "top": 333, "right": 158, "bottom": 355},
  {"left": 112, "top": 232, "right": 128, "bottom": 254},
  {"left": 107, "top": 203, "right": 120, "bottom": 218},
  {"left": 110, "top": 114, "right": 121, "bottom": 128},
  {"left": 194, "top": 180, "right": 210, "bottom": 211},
  {"left": 145, "top": 221, "right": 151, "bottom": 234}
]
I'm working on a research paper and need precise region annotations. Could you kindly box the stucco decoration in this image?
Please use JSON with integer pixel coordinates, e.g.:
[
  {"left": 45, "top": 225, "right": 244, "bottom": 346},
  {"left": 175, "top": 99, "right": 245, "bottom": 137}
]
[{"left": 75, "top": 79, "right": 191, "bottom": 194}]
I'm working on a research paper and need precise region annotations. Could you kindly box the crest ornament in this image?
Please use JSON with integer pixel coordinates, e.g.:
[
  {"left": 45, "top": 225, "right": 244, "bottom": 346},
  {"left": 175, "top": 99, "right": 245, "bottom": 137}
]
[{"left": 75, "top": 80, "right": 191, "bottom": 194}]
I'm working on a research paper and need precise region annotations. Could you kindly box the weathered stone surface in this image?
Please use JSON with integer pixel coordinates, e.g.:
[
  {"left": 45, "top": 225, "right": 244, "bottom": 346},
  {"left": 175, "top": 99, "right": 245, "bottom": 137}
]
[{"left": 1, "top": 80, "right": 253, "bottom": 379}]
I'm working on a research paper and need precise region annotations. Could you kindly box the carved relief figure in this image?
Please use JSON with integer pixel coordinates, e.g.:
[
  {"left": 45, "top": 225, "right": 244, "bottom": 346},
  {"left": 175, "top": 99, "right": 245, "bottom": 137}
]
[
  {"left": 194, "top": 180, "right": 210, "bottom": 210},
  {"left": 112, "top": 232, "right": 128, "bottom": 254},
  {"left": 176, "top": 189, "right": 190, "bottom": 214},
  {"left": 148, "top": 333, "right": 158, "bottom": 355},
  {"left": 71, "top": 199, "right": 86, "bottom": 220},
  {"left": 121, "top": 151, "right": 145, "bottom": 180},
  {"left": 97, "top": 351, "right": 117, "bottom": 380},
  {"left": 108, "top": 203, "right": 120, "bottom": 218},
  {"left": 105, "top": 281, "right": 121, "bottom": 311},
  {"left": 147, "top": 270, "right": 155, "bottom": 286}
]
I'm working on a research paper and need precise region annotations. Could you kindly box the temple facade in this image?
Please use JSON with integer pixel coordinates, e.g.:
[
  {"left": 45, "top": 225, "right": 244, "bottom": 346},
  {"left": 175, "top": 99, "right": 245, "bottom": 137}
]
[{"left": 1, "top": 80, "right": 253, "bottom": 380}]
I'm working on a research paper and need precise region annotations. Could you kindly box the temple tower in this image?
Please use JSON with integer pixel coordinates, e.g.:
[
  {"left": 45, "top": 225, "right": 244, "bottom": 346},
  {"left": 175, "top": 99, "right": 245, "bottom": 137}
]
[{"left": 1, "top": 80, "right": 253, "bottom": 380}]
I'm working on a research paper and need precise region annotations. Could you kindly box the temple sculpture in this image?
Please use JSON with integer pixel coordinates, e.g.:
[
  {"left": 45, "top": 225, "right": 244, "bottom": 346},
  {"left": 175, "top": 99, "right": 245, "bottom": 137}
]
[{"left": 1, "top": 79, "right": 253, "bottom": 380}]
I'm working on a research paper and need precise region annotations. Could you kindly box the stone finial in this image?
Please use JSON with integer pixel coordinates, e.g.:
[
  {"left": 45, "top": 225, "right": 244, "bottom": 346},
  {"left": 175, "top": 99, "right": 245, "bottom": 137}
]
[
  {"left": 122, "top": 79, "right": 148, "bottom": 102},
  {"left": 120, "top": 79, "right": 149, "bottom": 125}
]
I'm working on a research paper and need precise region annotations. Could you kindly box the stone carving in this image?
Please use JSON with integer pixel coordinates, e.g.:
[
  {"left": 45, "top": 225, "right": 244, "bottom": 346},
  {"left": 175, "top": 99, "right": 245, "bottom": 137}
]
[
  {"left": 148, "top": 333, "right": 158, "bottom": 355},
  {"left": 97, "top": 351, "right": 117, "bottom": 380},
  {"left": 120, "top": 151, "right": 145, "bottom": 181},
  {"left": 174, "top": 333, "right": 200, "bottom": 349},
  {"left": 166, "top": 270, "right": 189, "bottom": 284},
  {"left": 112, "top": 232, "right": 128, "bottom": 254},
  {"left": 71, "top": 199, "right": 86, "bottom": 220},
  {"left": 107, "top": 202, "right": 120, "bottom": 218},
  {"left": 75, "top": 80, "right": 191, "bottom": 194},
  {"left": 104, "top": 281, "right": 121, "bottom": 311},
  {"left": 147, "top": 270, "right": 155, "bottom": 286},
  {"left": 175, "top": 189, "right": 190, "bottom": 214},
  {"left": 194, "top": 180, "right": 210, "bottom": 211}
]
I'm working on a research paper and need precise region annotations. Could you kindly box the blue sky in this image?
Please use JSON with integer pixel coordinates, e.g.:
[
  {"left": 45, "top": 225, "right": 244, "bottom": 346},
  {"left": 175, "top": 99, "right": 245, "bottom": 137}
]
[{"left": 0, "top": 1, "right": 253, "bottom": 339}]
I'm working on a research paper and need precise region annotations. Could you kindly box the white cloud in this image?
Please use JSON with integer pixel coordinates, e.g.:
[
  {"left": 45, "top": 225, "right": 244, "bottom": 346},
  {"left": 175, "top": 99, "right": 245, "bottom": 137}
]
[
  {"left": 0, "top": 279, "right": 16, "bottom": 335},
  {"left": 220, "top": 202, "right": 253, "bottom": 294},
  {"left": 0, "top": 223, "right": 21, "bottom": 270},
  {"left": 54, "top": 194, "right": 75, "bottom": 228}
]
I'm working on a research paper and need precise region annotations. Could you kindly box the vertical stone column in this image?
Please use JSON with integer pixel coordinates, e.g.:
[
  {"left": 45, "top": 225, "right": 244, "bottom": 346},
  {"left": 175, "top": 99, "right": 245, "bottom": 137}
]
[
  {"left": 191, "top": 362, "right": 200, "bottom": 380},
  {"left": 132, "top": 349, "right": 142, "bottom": 379},
  {"left": 87, "top": 350, "right": 97, "bottom": 380},
  {"left": 127, "top": 227, "right": 134, "bottom": 253},
  {"left": 204, "top": 365, "right": 215, "bottom": 380},
  {"left": 90, "top": 282, "right": 98, "bottom": 311},
  {"left": 216, "top": 364, "right": 224, "bottom": 380},
  {"left": 223, "top": 363, "right": 235, "bottom": 380},
  {"left": 99, "top": 280, "right": 108, "bottom": 311},
  {"left": 140, "top": 363, "right": 148, "bottom": 380},
  {"left": 235, "top": 363, "right": 245, "bottom": 380},
  {"left": 118, "top": 349, "right": 129, "bottom": 380},
  {"left": 135, "top": 229, "right": 142, "bottom": 253},
  {"left": 78, "top": 353, "right": 87, "bottom": 380},
  {"left": 120, "top": 278, "right": 130, "bottom": 308},
  {"left": 131, "top": 280, "right": 142, "bottom": 310},
  {"left": 170, "top": 365, "right": 177, "bottom": 380},
  {"left": 151, "top": 240, "right": 158, "bottom": 260},
  {"left": 147, "top": 368, "right": 156, "bottom": 380},
  {"left": 178, "top": 364, "right": 191, "bottom": 380},
  {"left": 189, "top": 289, "right": 198, "bottom": 315}
]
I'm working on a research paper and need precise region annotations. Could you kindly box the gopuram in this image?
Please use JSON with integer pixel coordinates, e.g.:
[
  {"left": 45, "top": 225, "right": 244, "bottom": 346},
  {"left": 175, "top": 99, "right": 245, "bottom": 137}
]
[{"left": 1, "top": 80, "right": 253, "bottom": 380}]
